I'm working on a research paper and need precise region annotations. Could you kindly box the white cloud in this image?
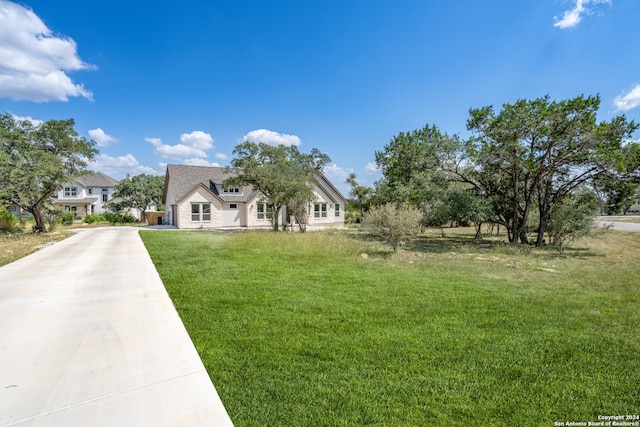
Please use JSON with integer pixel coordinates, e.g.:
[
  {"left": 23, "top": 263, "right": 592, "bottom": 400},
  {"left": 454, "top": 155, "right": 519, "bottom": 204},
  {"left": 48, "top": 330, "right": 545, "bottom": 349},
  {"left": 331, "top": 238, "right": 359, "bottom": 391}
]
[
  {"left": 180, "top": 130, "right": 214, "bottom": 150},
  {"left": 554, "top": 0, "right": 611, "bottom": 29},
  {"left": 214, "top": 152, "right": 227, "bottom": 160},
  {"left": 243, "top": 129, "right": 302, "bottom": 147},
  {"left": 11, "top": 114, "right": 43, "bottom": 126},
  {"left": 323, "top": 163, "right": 353, "bottom": 184},
  {"left": 322, "top": 163, "right": 354, "bottom": 196},
  {"left": 145, "top": 136, "right": 208, "bottom": 159},
  {"left": 365, "top": 161, "right": 380, "bottom": 175},
  {"left": 183, "top": 158, "right": 221, "bottom": 167},
  {"left": 613, "top": 84, "right": 640, "bottom": 112},
  {"left": 144, "top": 137, "right": 162, "bottom": 146},
  {"left": 0, "top": 0, "right": 94, "bottom": 101},
  {"left": 90, "top": 153, "right": 159, "bottom": 178},
  {"left": 158, "top": 144, "right": 207, "bottom": 159},
  {"left": 88, "top": 128, "right": 117, "bottom": 147}
]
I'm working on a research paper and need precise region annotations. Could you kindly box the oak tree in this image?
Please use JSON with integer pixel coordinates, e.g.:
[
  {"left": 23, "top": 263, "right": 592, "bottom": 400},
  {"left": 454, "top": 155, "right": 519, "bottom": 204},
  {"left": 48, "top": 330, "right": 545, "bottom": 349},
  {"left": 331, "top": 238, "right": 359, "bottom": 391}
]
[{"left": 0, "top": 114, "right": 98, "bottom": 232}]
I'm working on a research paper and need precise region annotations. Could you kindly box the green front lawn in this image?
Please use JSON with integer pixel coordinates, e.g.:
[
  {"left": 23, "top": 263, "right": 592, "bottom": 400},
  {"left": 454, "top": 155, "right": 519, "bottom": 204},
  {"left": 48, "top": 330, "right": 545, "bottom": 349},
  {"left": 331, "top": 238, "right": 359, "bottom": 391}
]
[{"left": 140, "top": 230, "right": 640, "bottom": 426}]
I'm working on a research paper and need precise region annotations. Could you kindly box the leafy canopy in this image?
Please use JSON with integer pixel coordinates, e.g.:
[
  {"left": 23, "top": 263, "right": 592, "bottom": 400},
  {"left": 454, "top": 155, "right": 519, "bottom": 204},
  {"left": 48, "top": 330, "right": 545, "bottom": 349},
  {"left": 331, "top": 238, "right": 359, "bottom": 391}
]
[
  {"left": 109, "top": 174, "right": 165, "bottom": 218},
  {"left": 0, "top": 113, "right": 97, "bottom": 232}
]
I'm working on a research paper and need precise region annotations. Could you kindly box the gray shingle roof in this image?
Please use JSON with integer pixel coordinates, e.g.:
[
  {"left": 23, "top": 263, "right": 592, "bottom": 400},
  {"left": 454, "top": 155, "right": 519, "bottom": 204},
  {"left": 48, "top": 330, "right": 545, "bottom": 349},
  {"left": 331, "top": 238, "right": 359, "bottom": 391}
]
[
  {"left": 52, "top": 197, "right": 99, "bottom": 204},
  {"left": 164, "top": 164, "right": 259, "bottom": 204},
  {"left": 76, "top": 172, "right": 119, "bottom": 187}
]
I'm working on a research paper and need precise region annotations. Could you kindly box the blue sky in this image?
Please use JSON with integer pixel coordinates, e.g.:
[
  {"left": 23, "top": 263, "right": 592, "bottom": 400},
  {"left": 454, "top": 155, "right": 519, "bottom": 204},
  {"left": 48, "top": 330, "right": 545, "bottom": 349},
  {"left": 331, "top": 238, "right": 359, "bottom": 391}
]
[{"left": 1, "top": 0, "right": 639, "bottom": 195}]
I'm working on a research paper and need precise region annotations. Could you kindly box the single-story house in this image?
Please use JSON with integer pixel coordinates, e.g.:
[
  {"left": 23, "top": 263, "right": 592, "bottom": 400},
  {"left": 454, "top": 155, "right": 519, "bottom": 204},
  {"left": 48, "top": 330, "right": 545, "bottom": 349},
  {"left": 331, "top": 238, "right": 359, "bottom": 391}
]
[
  {"left": 162, "top": 164, "right": 346, "bottom": 230},
  {"left": 51, "top": 172, "right": 119, "bottom": 218}
]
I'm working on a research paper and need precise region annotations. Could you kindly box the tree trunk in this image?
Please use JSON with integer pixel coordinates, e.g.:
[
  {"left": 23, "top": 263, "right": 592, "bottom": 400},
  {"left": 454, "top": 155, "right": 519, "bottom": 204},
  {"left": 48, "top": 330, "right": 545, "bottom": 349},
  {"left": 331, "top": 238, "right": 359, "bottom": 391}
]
[
  {"left": 272, "top": 206, "right": 281, "bottom": 231},
  {"left": 474, "top": 222, "right": 482, "bottom": 239},
  {"left": 536, "top": 213, "right": 549, "bottom": 246},
  {"left": 536, "top": 181, "right": 552, "bottom": 246},
  {"left": 31, "top": 207, "right": 46, "bottom": 233},
  {"left": 511, "top": 165, "right": 520, "bottom": 245},
  {"left": 519, "top": 228, "right": 529, "bottom": 244}
]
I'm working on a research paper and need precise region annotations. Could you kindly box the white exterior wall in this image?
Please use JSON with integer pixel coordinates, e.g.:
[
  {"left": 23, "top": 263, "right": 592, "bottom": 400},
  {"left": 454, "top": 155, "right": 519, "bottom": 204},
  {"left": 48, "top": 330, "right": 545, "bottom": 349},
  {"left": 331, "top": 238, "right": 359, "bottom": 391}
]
[
  {"left": 221, "top": 203, "right": 245, "bottom": 227},
  {"left": 246, "top": 197, "right": 274, "bottom": 229},
  {"left": 90, "top": 187, "right": 116, "bottom": 214},
  {"left": 176, "top": 187, "right": 223, "bottom": 229},
  {"left": 164, "top": 185, "right": 176, "bottom": 226},
  {"left": 56, "top": 183, "right": 117, "bottom": 215},
  {"left": 306, "top": 183, "right": 346, "bottom": 228}
]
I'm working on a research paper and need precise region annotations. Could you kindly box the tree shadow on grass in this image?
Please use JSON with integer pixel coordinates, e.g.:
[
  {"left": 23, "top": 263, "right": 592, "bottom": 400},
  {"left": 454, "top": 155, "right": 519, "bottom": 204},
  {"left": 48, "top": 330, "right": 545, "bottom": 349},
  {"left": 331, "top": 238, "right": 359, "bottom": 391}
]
[{"left": 346, "top": 228, "right": 605, "bottom": 260}]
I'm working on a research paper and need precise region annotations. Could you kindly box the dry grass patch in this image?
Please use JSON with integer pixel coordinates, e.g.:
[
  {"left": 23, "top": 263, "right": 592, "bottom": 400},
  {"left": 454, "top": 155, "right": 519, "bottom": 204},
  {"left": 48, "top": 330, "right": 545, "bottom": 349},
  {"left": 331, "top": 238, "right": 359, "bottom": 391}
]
[{"left": 0, "top": 231, "right": 73, "bottom": 267}]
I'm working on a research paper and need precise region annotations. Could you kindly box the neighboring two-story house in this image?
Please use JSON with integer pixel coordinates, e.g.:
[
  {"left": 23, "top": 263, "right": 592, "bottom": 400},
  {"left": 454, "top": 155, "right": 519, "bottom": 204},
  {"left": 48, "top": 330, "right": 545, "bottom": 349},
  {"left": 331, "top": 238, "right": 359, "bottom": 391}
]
[
  {"left": 52, "top": 172, "right": 119, "bottom": 218},
  {"left": 162, "top": 164, "right": 346, "bottom": 230}
]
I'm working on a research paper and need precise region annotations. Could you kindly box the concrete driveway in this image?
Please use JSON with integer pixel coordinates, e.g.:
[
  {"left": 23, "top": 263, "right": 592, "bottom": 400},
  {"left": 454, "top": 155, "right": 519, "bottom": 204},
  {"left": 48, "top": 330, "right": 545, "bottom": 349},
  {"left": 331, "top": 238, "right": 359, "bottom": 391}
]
[
  {"left": 596, "top": 217, "right": 640, "bottom": 232},
  {"left": 0, "top": 227, "right": 233, "bottom": 426}
]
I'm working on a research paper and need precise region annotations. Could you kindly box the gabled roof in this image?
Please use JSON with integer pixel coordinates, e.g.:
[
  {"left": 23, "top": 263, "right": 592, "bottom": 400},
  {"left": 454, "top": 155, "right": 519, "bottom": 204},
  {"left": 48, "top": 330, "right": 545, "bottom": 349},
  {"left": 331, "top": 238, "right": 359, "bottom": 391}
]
[
  {"left": 314, "top": 173, "right": 346, "bottom": 204},
  {"left": 163, "top": 164, "right": 259, "bottom": 204},
  {"left": 76, "top": 172, "right": 119, "bottom": 187}
]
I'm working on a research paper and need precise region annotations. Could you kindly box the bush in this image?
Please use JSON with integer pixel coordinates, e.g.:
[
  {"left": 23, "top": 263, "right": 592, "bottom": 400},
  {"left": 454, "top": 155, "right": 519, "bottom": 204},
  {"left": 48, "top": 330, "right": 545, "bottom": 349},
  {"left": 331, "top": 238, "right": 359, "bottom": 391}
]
[
  {"left": 44, "top": 208, "right": 63, "bottom": 231},
  {"left": 103, "top": 212, "right": 140, "bottom": 225},
  {"left": 83, "top": 214, "right": 104, "bottom": 224},
  {"left": 0, "top": 207, "right": 19, "bottom": 232},
  {"left": 547, "top": 192, "right": 601, "bottom": 254},
  {"left": 61, "top": 212, "right": 75, "bottom": 226},
  {"left": 365, "top": 202, "right": 423, "bottom": 252}
]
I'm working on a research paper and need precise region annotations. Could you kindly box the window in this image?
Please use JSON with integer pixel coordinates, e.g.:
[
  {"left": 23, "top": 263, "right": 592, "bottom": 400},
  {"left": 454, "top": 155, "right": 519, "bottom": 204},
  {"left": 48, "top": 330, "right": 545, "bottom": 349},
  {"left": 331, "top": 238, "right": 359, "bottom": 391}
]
[
  {"left": 314, "top": 203, "right": 327, "bottom": 218},
  {"left": 102, "top": 188, "right": 108, "bottom": 203},
  {"left": 257, "top": 202, "right": 273, "bottom": 220},
  {"left": 191, "top": 203, "right": 211, "bottom": 222},
  {"left": 88, "top": 188, "right": 93, "bottom": 195},
  {"left": 222, "top": 187, "right": 242, "bottom": 194},
  {"left": 65, "top": 206, "right": 77, "bottom": 212},
  {"left": 229, "top": 204, "right": 237, "bottom": 209},
  {"left": 64, "top": 187, "right": 77, "bottom": 197},
  {"left": 335, "top": 204, "right": 341, "bottom": 217}
]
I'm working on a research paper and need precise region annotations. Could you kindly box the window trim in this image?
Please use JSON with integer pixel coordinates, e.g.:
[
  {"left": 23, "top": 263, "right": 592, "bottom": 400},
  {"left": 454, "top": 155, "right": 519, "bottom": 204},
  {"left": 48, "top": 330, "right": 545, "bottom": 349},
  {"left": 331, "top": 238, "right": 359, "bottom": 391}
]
[
  {"left": 191, "top": 203, "right": 200, "bottom": 221},
  {"left": 64, "top": 186, "right": 78, "bottom": 197},
  {"left": 191, "top": 203, "right": 212, "bottom": 222},
  {"left": 314, "top": 203, "right": 327, "bottom": 218},
  {"left": 257, "top": 202, "right": 274, "bottom": 220},
  {"left": 222, "top": 187, "right": 242, "bottom": 195}
]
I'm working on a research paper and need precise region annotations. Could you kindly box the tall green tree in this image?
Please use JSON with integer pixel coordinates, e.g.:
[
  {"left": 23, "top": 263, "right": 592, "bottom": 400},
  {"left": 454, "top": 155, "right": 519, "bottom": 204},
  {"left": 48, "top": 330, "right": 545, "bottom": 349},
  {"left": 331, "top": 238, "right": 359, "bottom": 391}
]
[
  {"left": 224, "top": 142, "right": 330, "bottom": 231},
  {"left": 345, "top": 173, "right": 373, "bottom": 223},
  {"left": 0, "top": 114, "right": 98, "bottom": 232},
  {"left": 374, "top": 124, "right": 461, "bottom": 207},
  {"left": 464, "top": 95, "right": 638, "bottom": 245},
  {"left": 109, "top": 174, "right": 165, "bottom": 223}
]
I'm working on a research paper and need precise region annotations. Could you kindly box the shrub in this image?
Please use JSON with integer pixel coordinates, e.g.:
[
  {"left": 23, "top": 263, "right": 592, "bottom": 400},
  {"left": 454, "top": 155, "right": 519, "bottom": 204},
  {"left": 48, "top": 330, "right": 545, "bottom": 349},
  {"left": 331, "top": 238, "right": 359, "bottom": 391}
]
[
  {"left": 547, "top": 192, "right": 601, "bottom": 254},
  {"left": 0, "top": 207, "right": 19, "bottom": 232},
  {"left": 61, "top": 212, "right": 75, "bottom": 226},
  {"left": 103, "top": 212, "right": 140, "bottom": 225},
  {"left": 44, "top": 209, "right": 62, "bottom": 231},
  {"left": 83, "top": 214, "right": 103, "bottom": 224},
  {"left": 365, "top": 202, "right": 423, "bottom": 252}
]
